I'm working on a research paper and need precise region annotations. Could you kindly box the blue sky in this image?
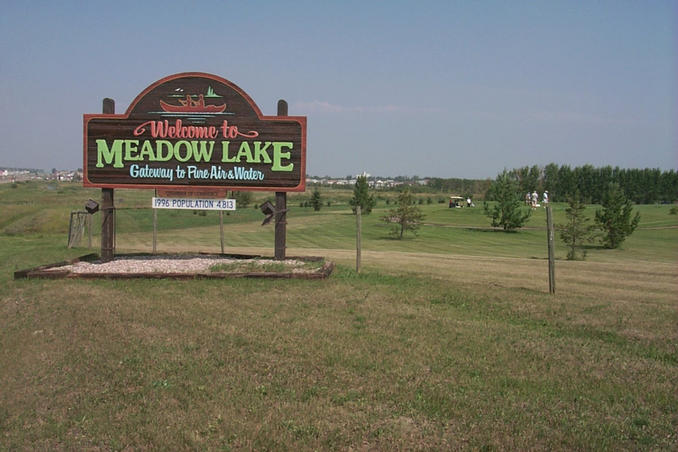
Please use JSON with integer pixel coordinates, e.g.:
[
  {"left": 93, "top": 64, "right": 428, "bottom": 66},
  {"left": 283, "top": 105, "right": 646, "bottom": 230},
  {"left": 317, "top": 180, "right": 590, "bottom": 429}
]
[{"left": 1, "top": 0, "right": 675, "bottom": 178}]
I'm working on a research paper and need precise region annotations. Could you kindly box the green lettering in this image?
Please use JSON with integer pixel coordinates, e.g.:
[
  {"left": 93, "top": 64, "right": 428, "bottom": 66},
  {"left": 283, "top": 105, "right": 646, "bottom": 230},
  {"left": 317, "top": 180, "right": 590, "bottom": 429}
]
[
  {"left": 253, "top": 141, "right": 272, "bottom": 163},
  {"left": 221, "top": 141, "right": 235, "bottom": 162},
  {"left": 124, "top": 140, "right": 141, "bottom": 162},
  {"left": 192, "top": 141, "right": 214, "bottom": 162},
  {"left": 156, "top": 140, "right": 173, "bottom": 161},
  {"left": 272, "top": 142, "right": 294, "bottom": 171},
  {"left": 236, "top": 142, "right": 254, "bottom": 163},
  {"left": 174, "top": 141, "right": 192, "bottom": 162},
  {"left": 139, "top": 140, "right": 155, "bottom": 161},
  {"left": 95, "top": 139, "right": 124, "bottom": 168}
]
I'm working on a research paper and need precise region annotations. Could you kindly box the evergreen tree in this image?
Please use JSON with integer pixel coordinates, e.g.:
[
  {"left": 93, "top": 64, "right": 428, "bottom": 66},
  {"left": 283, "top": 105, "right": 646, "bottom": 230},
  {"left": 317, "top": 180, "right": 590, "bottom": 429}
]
[
  {"left": 514, "top": 166, "right": 530, "bottom": 194},
  {"left": 310, "top": 188, "right": 322, "bottom": 211},
  {"left": 349, "top": 175, "right": 376, "bottom": 214},
  {"left": 484, "top": 170, "right": 531, "bottom": 231},
  {"left": 659, "top": 169, "right": 678, "bottom": 202},
  {"left": 559, "top": 191, "right": 596, "bottom": 260},
  {"left": 543, "top": 163, "right": 559, "bottom": 198},
  {"left": 382, "top": 188, "right": 425, "bottom": 239},
  {"left": 527, "top": 164, "right": 541, "bottom": 193},
  {"left": 595, "top": 183, "right": 640, "bottom": 249},
  {"left": 594, "top": 166, "right": 614, "bottom": 204},
  {"left": 557, "top": 165, "right": 574, "bottom": 201},
  {"left": 574, "top": 164, "right": 595, "bottom": 203}
]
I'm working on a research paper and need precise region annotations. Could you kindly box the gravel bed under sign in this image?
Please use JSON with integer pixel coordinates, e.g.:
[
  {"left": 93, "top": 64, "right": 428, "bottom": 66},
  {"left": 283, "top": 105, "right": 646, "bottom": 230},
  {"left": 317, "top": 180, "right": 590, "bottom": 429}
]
[
  {"left": 14, "top": 254, "right": 335, "bottom": 280},
  {"left": 44, "top": 255, "right": 312, "bottom": 274}
]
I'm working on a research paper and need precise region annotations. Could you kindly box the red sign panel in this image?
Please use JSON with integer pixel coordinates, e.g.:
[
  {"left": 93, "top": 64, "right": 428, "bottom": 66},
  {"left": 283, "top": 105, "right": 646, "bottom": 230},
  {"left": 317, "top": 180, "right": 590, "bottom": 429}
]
[{"left": 83, "top": 73, "right": 306, "bottom": 192}]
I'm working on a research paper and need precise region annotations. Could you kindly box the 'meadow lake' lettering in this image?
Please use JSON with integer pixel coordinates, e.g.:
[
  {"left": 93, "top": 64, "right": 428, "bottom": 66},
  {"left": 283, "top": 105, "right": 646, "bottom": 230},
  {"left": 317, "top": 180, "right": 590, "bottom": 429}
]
[{"left": 96, "top": 138, "right": 294, "bottom": 172}]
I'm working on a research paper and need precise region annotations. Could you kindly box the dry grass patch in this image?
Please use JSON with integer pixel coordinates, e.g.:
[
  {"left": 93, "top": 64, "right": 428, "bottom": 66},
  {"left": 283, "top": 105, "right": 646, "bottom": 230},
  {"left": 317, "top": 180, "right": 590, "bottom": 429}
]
[{"left": 2, "top": 265, "right": 677, "bottom": 450}]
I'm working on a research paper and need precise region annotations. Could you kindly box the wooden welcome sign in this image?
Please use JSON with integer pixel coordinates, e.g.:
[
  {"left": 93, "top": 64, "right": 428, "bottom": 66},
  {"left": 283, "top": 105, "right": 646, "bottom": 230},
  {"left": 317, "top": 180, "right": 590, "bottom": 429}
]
[{"left": 84, "top": 73, "right": 306, "bottom": 191}]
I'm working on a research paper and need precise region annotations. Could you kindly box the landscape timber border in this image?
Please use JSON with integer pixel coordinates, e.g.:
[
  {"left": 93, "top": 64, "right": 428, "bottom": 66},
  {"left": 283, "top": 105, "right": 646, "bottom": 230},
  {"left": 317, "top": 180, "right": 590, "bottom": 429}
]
[{"left": 14, "top": 253, "right": 334, "bottom": 281}]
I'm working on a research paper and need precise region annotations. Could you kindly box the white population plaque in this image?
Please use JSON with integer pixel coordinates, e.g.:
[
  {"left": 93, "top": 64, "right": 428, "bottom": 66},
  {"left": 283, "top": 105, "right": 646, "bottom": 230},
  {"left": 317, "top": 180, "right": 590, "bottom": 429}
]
[{"left": 152, "top": 197, "right": 236, "bottom": 211}]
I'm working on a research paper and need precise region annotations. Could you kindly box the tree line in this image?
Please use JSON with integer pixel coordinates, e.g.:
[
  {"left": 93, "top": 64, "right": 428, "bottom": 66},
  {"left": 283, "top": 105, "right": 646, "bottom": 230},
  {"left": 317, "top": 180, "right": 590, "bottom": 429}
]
[
  {"left": 505, "top": 164, "right": 677, "bottom": 204},
  {"left": 426, "top": 178, "right": 492, "bottom": 197},
  {"left": 408, "top": 165, "right": 677, "bottom": 204}
]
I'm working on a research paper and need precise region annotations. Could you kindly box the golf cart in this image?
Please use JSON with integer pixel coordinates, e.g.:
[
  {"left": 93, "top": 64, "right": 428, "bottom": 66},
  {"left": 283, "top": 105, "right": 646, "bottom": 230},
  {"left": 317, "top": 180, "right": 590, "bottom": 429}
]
[{"left": 449, "top": 196, "right": 464, "bottom": 208}]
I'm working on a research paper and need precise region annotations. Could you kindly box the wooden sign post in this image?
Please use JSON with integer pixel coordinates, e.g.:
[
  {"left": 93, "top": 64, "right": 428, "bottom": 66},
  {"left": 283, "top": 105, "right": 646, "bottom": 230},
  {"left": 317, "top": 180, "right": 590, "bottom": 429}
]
[
  {"left": 275, "top": 100, "right": 288, "bottom": 260},
  {"left": 101, "top": 98, "right": 116, "bottom": 261}
]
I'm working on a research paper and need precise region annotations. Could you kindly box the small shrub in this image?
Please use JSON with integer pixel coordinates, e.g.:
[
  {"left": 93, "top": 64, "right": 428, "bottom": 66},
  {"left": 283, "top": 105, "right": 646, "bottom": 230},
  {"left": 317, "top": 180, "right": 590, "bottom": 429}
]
[
  {"left": 670, "top": 206, "right": 677, "bottom": 215},
  {"left": 382, "top": 188, "right": 425, "bottom": 239},
  {"left": 232, "top": 191, "right": 252, "bottom": 208},
  {"left": 559, "top": 191, "right": 596, "bottom": 260},
  {"left": 349, "top": 175, "right": 376, "bottom": 214},
  {"left": 311, "top": 188, "right": 322, "bottom": 211},
  {"left": 484, "top": 170, "right": 531, "bottom": 231}
]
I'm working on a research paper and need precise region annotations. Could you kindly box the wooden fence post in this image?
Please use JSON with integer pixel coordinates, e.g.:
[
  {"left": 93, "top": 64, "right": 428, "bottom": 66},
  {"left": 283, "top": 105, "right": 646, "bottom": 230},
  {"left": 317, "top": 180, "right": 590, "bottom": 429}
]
[
  {"left": 219, "top": 210, "right": 225, "bottom": 254},
  {"left": 67, "top": 211, "right": 74, "bottom": 247},
  {"left": 152, "top": 208, "right": 158, "bottom": 254},
  {"left": 87, "top": 213, "right": 92, "bottom": 248},
  {"left": 356, "top": 205, "right": 362, "bottom": 273},
  {"left": 546, "top": 205, "right": 556, "bottom": 294}
]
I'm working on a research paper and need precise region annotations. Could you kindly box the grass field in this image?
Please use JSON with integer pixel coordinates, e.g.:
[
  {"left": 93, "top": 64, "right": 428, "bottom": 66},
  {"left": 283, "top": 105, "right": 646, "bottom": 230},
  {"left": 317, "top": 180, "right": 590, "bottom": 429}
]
[{"left": 1, "top": 181, "right": 677, "bottom": 450}]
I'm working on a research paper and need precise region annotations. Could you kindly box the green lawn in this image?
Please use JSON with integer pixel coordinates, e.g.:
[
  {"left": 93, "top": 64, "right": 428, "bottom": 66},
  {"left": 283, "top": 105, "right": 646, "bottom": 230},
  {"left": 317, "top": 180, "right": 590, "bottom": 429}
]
[
  {"left": 1, "top": 181, "right": 677, "bottom": 450},
  {"left": 117, "top": 200, "right": 677, "bottom": 263}
]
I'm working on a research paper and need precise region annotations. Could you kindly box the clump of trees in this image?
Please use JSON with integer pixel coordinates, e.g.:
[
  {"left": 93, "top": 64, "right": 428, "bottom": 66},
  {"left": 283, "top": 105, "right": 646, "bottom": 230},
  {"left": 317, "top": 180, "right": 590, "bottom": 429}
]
[
  {"left": 349, "top": 175, "right": 376, "bottom": 214},
  {"left": 484, "top": 170, "right": 531, "bottom": 231},
  {"left": 382, "top": 188, "right": 425, "bottom": 239},
  {"left": 558, "top": 184, "right": 640, "bottom": 256}
]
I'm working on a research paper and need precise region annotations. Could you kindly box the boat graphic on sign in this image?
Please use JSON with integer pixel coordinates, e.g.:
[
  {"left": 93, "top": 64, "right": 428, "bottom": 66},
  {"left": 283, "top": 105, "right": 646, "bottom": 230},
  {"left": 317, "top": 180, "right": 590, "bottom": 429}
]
[{"left": 160, "top": 93, "right": 227, "bottom": 113}]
